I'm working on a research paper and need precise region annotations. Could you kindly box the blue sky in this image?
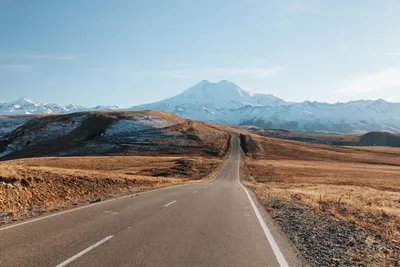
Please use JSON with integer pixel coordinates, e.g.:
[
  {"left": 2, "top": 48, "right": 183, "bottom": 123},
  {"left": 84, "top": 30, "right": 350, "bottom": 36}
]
[{"left": 1, "top": 0, "right": 400, "bottom": 107}]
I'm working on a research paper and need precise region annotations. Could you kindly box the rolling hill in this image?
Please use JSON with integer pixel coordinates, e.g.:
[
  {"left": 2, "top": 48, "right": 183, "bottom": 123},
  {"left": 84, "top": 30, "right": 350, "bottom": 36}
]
[{"left": 0, "top": 111, "right": 230, "bottom": 160}]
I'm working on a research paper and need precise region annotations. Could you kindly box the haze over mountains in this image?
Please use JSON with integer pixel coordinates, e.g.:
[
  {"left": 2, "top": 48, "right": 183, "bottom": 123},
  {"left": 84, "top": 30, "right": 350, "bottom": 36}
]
[{"left": 2, "top": 80, "right": 400, "bottom": 133}]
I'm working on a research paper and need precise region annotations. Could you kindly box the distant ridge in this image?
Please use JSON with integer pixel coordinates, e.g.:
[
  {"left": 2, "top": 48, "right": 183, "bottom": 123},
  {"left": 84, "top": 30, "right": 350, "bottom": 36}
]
[
  {"left": 130, "top": 80, "right": 400, "bottom": 133},
  {"left": 359, "top": 132, "right": 400, "bottom": 147},
  {"left": 2, "top": 80, "right": 400, "bottom": 133},
  {"left": 0, "top": 97, "right": 118, "bottom": 115}
]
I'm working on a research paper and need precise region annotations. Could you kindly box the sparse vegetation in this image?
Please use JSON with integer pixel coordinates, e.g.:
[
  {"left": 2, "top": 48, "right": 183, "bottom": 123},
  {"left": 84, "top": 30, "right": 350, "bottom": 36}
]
[
  {"left": 0, "top": 111, "right": 232, "bottom": 224},
  {"left": 240, "top": 133, "right": 400, "bottom": 266},
  {"left": 0, "top": 155, "right": 223, "bottom": 224},
  {"left": 0, "top": 111, "right": 231, "bottom": 160}
]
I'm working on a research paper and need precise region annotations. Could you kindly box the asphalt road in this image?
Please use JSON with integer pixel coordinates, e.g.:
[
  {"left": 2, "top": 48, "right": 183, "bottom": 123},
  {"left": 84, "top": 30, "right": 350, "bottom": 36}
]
[{"left": 0, "top": 136, "right": 301, "bottom": 267}]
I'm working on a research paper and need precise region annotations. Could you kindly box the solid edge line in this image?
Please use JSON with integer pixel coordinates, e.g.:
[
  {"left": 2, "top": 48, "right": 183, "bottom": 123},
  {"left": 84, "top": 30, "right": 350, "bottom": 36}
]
[
  {"left": 236, "top": 146, "right": 289, "bottom": 267},
  {"left": 239, "top": 181, "right": 290, "bottom": 267},
  {"left": 0, "top": 138, "right": 233, "bottom": 232},
  {"left": 164, "top": 200, "right": 177, "bottom": 207},
  {"left": 55, "top": 235, "right": 113, "bottom": 267}
]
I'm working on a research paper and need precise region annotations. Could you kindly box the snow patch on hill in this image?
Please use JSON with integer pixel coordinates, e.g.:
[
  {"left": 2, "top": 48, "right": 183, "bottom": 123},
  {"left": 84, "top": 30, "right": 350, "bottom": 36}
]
[
  {"left": 3, "top": 115, "right": 87, "bottom": 155},
  {"left": 0, "top": 116, "right": 34, "bottom": 137},
  {"left": 105, "top": 116, "right": 175, "bottom": 137}
]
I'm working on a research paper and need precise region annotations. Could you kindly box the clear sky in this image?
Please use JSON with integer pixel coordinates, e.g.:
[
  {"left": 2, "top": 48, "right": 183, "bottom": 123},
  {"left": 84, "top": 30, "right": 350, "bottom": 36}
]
[{"left": 1, "top": 0, "right": 400, "bottom": 107}]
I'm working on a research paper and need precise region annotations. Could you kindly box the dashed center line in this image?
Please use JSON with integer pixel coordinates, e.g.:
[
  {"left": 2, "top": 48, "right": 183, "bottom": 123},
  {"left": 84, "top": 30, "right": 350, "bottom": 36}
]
[
  {"left": 164, "top": 200, "right": 177, "bottom": 207},
  {"left": 193, "top": 190, "right": 198, "bottom": 193},
  {"left": 55, "top": 235, "right": 113, "bottom": 267}
]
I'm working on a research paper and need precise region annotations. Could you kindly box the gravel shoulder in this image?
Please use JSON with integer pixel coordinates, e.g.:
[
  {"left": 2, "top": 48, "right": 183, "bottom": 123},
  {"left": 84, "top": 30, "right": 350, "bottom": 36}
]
[{"left": 261, "top": 196, "right": 400, "bottom": 266}]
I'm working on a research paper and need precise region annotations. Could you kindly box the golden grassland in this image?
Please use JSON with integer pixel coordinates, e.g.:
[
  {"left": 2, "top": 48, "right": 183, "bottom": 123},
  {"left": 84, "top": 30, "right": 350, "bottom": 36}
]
[
  {"left": 240, "top": 133, "right": 400, "bottom": 264},
  {"left": 0, "top": 111, "right": 233, "bottom": 223},
  {"left": 348, "top": 145, "right": 400, "bottom": 154},
  {"left": 0, "top": 155, "right": 223, "bottom": 223}
]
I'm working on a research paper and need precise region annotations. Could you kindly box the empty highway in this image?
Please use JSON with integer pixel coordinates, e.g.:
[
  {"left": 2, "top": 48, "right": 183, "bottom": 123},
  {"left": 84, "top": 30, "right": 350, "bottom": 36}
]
[{"left": 0, "top": 136, "right": 301, "bottom": 267}]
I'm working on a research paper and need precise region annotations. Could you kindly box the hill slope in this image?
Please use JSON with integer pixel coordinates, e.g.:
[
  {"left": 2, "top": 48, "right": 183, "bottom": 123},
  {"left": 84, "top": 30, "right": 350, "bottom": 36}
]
[
  {"left": 0, "top": 111, "right": 230, "bottom": 160},
  {"left": 359, "top": 131, "right": 400, "bottom": 146}
]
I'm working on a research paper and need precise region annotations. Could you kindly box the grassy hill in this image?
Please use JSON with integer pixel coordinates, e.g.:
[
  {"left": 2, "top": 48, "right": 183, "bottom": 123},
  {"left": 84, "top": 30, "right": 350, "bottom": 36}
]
[
  {"left": 0, "top": 111, "right": 231, "bottom": 160},
  {"left": 242, "top": 126, "right": 400, "bottom": 147},
  {"left": 359, "top": 131, "right": 400, "bottom": 146},
  {"left": 0, "top": 110, "right": 233, "bottom": 225}
]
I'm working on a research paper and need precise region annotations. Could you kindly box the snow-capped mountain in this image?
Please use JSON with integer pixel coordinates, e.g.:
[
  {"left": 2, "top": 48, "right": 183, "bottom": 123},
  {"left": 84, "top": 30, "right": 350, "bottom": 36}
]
[
  {"left": 131, "top": 80, "right": 400, "bottom": 133},
  {"left": 0, "top": 97, "right": 118, "bottom": 115},
  {"left": 131, "top": 80, "right": 286, "bottom": 124},
  {"left": 2, "top": 81, "right": 400, "bottom": 133}
]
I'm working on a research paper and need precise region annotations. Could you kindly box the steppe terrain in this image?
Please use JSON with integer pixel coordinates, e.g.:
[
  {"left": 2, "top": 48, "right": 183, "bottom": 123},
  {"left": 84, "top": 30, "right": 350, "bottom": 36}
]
[
  {"left": 2, "top": 110, "right": 399, "bottom": 266},
  {"left": 240, "top": 133, "right": 400, "bottom": 266},
  {"left": 0, "top": 111, "right": 230, "bottom": 224}
]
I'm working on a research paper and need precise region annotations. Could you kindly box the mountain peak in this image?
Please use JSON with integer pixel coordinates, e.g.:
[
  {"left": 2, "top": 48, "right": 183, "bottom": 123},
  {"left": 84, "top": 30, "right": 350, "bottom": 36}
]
[
  {"left": 7, "top": 97, "right": 40, "bottom": 108},
  {"left": 375, "top": 98, "right": 388, "bottom": 103},
  {"left": 198, "top": 79, "right": 211, "bottom": 84},
  {"left": 0, "top": 97, "right": 118, "bottom": 115},
  {"left": 131, "top": 80, "right": 286, "bottom": 117},
  {"left": 13, "top": 97, "right": 37, "bottom": 104}
]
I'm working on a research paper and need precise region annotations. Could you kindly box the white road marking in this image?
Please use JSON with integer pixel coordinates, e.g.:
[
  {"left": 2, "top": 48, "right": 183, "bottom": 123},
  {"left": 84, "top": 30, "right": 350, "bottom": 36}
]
[
  {"left": 0, "top": 183, "right": 195, "bottom": 232},
  {"left": 55, "top": 236, "right": 113, "bottom": 267},
  {"left": 204, "top": 186, "right": 207, "bottom": 189},
  {"left": 164, "top": 200, "right": 177, "bottom": 207},
  {"left": 237, "top": 156, "right": 290, "bottom": 267},
  {"left": 0, "top": 138, "right": 232, "bottom": 233},
  {"left": 193, "top": 191, "right": 198, "bottom": 193}
]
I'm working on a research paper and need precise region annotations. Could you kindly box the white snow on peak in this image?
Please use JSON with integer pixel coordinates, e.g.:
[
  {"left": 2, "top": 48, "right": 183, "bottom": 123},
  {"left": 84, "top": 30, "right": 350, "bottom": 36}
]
[
  {"left": 0, "top": 98, "right": 118, "bottom": 115},
  {"left": 134, "top": 80, "right": 284, "bottom": 110},
  {"left": 2, "top": 80, "right": 400, "bottom": 133},
  {"left": 130, "top": 80, "right": 400, "bottom": 133}
]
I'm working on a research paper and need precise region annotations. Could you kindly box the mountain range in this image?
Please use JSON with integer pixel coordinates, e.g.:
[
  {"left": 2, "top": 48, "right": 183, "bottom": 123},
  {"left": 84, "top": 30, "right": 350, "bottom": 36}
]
[
  {"left": 2, "top": 80, "right": 400, "bottom": 133},
  {"left": 0, "top": 97, "right": 118, "bottom": 115},
  {"left": 131, "top": 80, "right": 400, "bottom": 133}
]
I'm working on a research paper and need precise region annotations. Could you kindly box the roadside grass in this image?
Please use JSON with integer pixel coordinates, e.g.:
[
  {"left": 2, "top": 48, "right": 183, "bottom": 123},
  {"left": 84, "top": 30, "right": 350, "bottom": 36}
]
[
  {"left": 240, "top": 133, "right": 400, "bottom": 266},
  {"left": 0, "top": 111, "right": 233, "bottom": 224},
  {"left": 0, "top": 155, "right": 222, "bottom": 224}
]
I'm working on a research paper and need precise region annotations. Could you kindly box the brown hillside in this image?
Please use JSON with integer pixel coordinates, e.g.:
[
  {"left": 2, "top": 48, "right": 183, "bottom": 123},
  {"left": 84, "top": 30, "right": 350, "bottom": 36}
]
[{"left": 0, "top": 111, "right": 230, "bottom": 160}]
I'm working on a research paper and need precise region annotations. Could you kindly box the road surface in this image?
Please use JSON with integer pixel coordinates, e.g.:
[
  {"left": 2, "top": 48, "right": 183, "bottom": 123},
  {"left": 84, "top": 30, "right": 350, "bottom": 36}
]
[{"left": 0, "top": 136, "right": 301, "bottom": 267}]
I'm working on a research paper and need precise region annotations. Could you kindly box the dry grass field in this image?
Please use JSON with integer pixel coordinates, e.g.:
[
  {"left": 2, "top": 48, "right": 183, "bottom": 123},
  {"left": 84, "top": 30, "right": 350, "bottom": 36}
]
[
  {"left": 0, "top": 111, "right": 234, "bottom": 225},
  {"left": 240, "top": 134, "right": 400, "bottom": 266},
  {"left": 0, "top": 155, "right": 223, "bottom": 224}
]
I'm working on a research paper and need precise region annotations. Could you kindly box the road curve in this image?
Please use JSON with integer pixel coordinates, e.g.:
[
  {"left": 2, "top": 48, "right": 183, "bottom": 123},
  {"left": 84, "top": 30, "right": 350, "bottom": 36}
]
[{"left": 0, "top": 136, "right": 301, "bottom": 267}]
